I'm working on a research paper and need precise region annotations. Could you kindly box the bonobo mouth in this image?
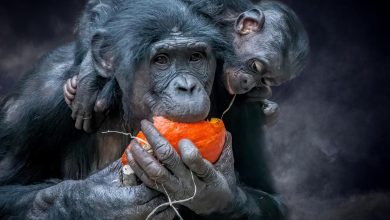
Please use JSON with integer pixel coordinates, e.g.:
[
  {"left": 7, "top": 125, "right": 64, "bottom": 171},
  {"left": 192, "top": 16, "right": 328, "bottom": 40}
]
[
  {"left": 145, "top": 90, "right": 211, "bottom": 123},
  {"left": 245, "top": 86, "right": 272, "bottom": 102},
  {"left": 158, "top": 93, "right": 211, "bottom": 123}
]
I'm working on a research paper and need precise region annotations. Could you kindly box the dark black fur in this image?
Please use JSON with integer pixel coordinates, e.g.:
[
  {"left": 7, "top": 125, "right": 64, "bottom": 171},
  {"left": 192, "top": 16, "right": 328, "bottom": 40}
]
[{"left": 0, "top": 0, "right": 296, "bottom": 219}]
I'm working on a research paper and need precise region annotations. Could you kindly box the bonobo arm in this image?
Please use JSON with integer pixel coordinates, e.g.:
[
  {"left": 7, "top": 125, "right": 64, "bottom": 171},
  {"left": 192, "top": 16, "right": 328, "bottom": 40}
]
[
  {"left": 126, "top": 120, "right": 286, "bottom": 219},
  {"left": 0, "top": 44, "right": 173, "bottom": 219},
  {"left": 222, "top": 100, "right": 287, "bottom": 219},
  {"left": 67, "top": 50, "right": 113, "bottom": 133},
  {"left": 0, "top": 161, "right": 174, "bottom": 219}
]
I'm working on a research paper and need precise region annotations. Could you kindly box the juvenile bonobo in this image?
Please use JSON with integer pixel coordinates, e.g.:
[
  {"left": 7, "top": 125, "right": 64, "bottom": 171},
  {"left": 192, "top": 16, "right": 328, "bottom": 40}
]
[
  {"left": 189, "top": 0, "right": 309, "bottom": 125},
  {"left": 0, "top": 0, "right": 250, "bottom": 218}
]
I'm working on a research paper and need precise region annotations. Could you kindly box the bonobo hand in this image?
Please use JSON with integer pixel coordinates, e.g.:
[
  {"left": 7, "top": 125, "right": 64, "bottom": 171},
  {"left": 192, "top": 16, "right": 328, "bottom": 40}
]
[
  {"left": 63, "top": 75, "right": 112, "bottom": 132},
  {"left": 126, "top": 120, "right": 237, "bottom": 216},
  {"left": 261, "top": 99, "right": 279, "bottom": 126},
  {"left": 29, "top": 160, "right": 175, "bottom": 220}
]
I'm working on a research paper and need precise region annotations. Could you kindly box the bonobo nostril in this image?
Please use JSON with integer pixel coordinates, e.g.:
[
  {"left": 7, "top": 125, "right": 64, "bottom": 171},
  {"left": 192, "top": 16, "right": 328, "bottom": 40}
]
[
  {"left": 178, "top": 86, "right": 188, "bottom": 92},
  {"left": 243, "top": 79, "right": 248, "bottom": 84},
  {"left": 173, "top": 76, "right": 198, "bottom": 94}
]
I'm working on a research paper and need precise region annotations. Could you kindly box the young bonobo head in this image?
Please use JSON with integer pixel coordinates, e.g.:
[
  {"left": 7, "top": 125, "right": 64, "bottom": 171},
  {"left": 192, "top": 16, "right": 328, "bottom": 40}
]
[
  {"left": 224, "top": 1, "right": 309, "bottom": 100},
  {"left": 89, "top": 0, "right": 228, "bottom": 128}
]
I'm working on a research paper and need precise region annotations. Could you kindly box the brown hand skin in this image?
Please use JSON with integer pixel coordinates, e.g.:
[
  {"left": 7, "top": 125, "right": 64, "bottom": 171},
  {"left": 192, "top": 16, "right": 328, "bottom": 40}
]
[{"left": 126, "top": 120, "right": 241, "bottom": 216}]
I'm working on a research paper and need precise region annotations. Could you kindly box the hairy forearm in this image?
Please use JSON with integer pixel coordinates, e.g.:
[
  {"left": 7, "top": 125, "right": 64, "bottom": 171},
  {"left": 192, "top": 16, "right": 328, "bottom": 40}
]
[
  {"left": 228, "top": 186, "right": 287, "bottom": 220},
  {"left": 197, "top": 186, "right": 286, "bottom": 220},
  {"left": 0, "top": 180, "right": 81, "bottom": 219}
]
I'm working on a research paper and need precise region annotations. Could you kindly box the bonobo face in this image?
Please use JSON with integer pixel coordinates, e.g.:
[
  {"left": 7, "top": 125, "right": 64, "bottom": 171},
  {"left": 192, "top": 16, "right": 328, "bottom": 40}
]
[
  {"left": 138, "top": 37, "right": 216, "bottom": 123},
  {"left": 224, "top": 2, "right": 309, "bottom": 100}
]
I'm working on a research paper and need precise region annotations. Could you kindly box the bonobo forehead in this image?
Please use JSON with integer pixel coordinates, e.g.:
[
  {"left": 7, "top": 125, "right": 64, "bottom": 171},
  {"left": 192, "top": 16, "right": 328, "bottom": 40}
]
[{"left": 150, "top": 37, "right": 211, "bottom": 58}]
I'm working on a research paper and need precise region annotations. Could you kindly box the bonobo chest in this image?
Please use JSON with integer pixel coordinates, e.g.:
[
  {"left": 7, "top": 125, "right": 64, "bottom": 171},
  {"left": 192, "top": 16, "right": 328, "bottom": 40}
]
[{"left": 95, "top": 115, "right": 129, "bottom": 170}]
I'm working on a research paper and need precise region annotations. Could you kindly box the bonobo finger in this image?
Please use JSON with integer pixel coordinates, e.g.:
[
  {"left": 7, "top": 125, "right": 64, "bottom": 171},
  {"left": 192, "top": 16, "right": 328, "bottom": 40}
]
[
  {"left": 94, "top": 99, "right": 108, "bottom": 112},
  {"left": 94, "top": 79, "right": 114, "bottom": 112},
  {"left": 71, "top": 75, "right": 78, "bottom": 88},
  {"left": 71, "top": 105, "right": 78, "bottom": 120},
  {"left": 126, "top": 147, "right": 155, "bottom": 187},
  {"left": 141, "top": 120, "right": 186, "bottom": 177},
  {"left": 83, "top": 114, "right": 93, "bottom": 133},
  {"left": 66, "top": 79, "right": 77, "bottom": 94},
  {"left": 64, "top": 83, "right": 75, "bottom": 101},
  {"left": 263, "top": 100, "right": 279, "bottom": 115},
  {"left": 179, "top": 139, "right": 218, "bottom": 183},
  {"left": 130, "top": 140, "right": 179, "bottom": 192},
  {"left": 75, "top": 114, "right": 84, "bottom": 130}
]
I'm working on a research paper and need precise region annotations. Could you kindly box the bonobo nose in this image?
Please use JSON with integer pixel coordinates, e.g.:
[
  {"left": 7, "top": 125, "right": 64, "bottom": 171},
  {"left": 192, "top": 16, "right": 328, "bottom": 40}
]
[
  {"left": 239, "top": 74, "right": 256, "bottom": 92},
  {"left": 173, "top": 75, "right": 198, "bottom": 95}
]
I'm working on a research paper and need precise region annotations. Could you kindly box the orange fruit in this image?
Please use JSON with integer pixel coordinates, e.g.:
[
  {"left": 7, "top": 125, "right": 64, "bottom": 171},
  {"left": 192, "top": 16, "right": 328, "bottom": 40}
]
[{"left": 122, "top": 116, "right": 226, "bottom": 164}]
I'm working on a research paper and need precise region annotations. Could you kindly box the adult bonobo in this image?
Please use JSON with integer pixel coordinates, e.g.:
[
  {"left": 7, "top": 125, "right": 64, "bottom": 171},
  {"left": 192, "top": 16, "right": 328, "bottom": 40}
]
[{"left": 0, "top": 0, "right": 250, "bottom": 218}]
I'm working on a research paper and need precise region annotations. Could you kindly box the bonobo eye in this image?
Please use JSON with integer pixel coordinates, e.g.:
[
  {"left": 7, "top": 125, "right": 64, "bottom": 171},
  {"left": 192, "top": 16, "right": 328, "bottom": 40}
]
[
  {"left": 154, "top": 54, "right": 169, "bottom": 65},
  {"left": 260, "top": 77, "right": 273, "bottom": 86},
  {"left": 189, "top": 52, "right": 204, "bottom": 62},
  {"left": 250, "top": 60, "right": 265, "bottom": 73}
]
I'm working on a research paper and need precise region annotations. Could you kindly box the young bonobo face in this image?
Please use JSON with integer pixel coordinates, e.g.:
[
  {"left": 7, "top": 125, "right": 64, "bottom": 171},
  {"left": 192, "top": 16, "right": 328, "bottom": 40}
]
[
  {"left": 135, "top": 37, "right": 216, "bottom": 123},
  {"left": 224, "top": 2, "right": 309, "bottom": 100}
]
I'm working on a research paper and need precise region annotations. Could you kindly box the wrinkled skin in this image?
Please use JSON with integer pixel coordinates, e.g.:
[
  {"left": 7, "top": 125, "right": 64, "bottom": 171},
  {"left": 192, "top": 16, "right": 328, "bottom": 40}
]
[
  {"left": 25, "top": 160, "right": 175, "bottom": 220},
  {"left": 126, "top": 120, "right": 258, "bottom": 217},
  {"left": 140, "top": 37, "right": 216, "bottom": 123}
]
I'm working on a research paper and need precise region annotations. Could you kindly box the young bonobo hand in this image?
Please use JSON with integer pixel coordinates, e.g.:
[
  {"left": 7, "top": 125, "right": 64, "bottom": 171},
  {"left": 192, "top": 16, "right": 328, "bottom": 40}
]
[
  {"left": 125, "top": 120, "right": 240, "bottom": 216},
  {"left": 242, "top": 87, "right": 280, "bottom": 126},
  {"left": 63, "top": 75, "right": 113, "bottom": 132},
  {"left": 261, "top": 99, "right": 280, "bottom": 126},
  {"left": 28, "top": 160, "right": 175, "bottom": 220}
]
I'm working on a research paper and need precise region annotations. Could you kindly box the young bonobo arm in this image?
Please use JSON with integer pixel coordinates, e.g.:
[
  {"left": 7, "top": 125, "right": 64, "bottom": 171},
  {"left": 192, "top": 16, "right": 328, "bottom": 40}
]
[
  {"left": 0, "top": 160, "right": 175, "bottom": 219},
  {"left": 126, "top": 120, "right": 285, "bottom": 219}
]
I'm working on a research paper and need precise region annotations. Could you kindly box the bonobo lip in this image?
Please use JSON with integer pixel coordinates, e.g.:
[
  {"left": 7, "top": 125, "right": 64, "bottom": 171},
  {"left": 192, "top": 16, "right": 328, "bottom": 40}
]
[
  {"left": 161, "top": 113, "right": 208, "bottom": 123},
  {"left": 245, "top": 86, "right": 272, "bottom": 102},
  {"left": 225, "top": 77, "right": 235, "bottom": 95},
  {"left": 155, "top": 98, "right": 211, "bottom": 123}
]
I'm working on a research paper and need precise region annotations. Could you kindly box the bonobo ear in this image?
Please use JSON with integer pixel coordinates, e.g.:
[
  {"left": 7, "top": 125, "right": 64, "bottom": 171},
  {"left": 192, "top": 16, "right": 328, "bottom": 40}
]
[
  {"left": 234, "top": 9, "right": 265, "bottom": 35},
  {"left": 91, "top": 30, "right": 114, "bottom": 78}
]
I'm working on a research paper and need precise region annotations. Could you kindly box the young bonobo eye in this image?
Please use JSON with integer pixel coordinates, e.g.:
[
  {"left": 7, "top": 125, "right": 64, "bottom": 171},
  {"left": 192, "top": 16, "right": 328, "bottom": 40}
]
[
  {"left": 249, "top": 59, "right": 265, "bottom": 74},
  {"left": 260, "top": 77, "right": 274, "bottom": 87},
  {"left": 189, "top": 52, "right": 204, "bottom": 62}
]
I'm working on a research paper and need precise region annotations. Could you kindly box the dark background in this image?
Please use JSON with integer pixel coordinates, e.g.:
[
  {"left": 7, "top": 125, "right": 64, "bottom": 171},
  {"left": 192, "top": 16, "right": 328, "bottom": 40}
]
[{"left": 0, "top": 0, "right": 389, "bottom": 219}]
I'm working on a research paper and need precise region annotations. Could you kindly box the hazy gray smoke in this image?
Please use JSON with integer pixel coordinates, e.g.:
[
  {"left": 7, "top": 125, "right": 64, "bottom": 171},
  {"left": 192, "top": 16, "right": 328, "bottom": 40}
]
[{"left": 262, "top": 0, "right": 390, "bottom": 218}]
